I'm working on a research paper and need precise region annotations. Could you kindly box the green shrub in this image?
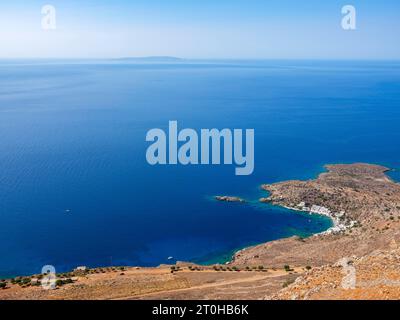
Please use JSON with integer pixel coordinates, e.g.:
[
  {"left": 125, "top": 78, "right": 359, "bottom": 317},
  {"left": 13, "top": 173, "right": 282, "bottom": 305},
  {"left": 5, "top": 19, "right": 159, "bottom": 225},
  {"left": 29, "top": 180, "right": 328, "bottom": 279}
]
[
  {"left": 56, "top": 279, "right": 64, "bottom": 287},
  {"left": 21, "top": 278, "right": 31, "bottom": 285},
  {"left": 283, "top": 279, "right": 295, "bottom": 288}
]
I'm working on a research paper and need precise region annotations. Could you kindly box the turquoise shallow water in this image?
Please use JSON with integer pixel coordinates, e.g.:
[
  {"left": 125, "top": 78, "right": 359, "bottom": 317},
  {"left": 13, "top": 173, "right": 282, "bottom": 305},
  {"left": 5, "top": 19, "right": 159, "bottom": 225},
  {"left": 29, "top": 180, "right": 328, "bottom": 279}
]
[{"left": 0, "top": 60, "right": 399, "bottom": 278}]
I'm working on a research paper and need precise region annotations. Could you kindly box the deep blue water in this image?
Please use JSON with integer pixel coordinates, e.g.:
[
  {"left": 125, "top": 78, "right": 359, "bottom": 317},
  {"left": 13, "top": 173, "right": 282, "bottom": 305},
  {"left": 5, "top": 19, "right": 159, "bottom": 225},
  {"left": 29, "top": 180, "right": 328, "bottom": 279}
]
[{"left": 1, "top": 60, "right": 399, "bottom": 278}]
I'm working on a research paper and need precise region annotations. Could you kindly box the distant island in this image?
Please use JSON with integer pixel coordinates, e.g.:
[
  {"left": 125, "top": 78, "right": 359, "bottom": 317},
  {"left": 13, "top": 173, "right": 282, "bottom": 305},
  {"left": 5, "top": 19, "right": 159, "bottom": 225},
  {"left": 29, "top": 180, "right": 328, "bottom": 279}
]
[{"left": 114, "top": 56, "right": 185, "bottom": 63}]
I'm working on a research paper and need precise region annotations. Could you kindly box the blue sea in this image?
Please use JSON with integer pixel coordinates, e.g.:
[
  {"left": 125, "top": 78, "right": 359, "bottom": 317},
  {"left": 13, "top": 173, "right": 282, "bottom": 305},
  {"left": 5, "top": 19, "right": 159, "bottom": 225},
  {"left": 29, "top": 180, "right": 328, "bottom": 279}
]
[{"left": 1, "top": 60, "right": 399, "bottom": 278}]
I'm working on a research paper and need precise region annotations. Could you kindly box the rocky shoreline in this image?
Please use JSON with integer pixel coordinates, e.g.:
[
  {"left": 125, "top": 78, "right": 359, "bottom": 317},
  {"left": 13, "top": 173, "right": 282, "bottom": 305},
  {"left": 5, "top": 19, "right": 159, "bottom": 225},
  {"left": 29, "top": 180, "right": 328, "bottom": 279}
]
[
  {"left": 259, "top": 201, "right": 357, "bottom": 235},
  {"left": 211, "top": 164, "right": 400, "bottom": 269},
  {"left": 230, "top": 164, "right": 400, "bottom": 270}
]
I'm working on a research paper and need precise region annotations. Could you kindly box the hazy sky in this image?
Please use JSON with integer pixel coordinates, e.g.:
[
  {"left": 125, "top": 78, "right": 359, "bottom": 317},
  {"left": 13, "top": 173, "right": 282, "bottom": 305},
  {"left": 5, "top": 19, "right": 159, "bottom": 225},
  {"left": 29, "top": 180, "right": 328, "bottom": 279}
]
[{"left": 0, "top": 0, "right": 399, "bottom": 59}]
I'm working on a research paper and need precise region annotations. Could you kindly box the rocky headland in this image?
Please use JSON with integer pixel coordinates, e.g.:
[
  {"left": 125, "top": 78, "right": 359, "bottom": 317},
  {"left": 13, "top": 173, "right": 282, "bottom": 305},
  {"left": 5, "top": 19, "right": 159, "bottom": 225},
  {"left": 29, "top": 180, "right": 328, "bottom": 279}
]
[
  {"left": 232, "top": 163, "right": 400, "bottom": 268},
  {"left": 227, "top": 163, "right": 400, "bottom": 299}
]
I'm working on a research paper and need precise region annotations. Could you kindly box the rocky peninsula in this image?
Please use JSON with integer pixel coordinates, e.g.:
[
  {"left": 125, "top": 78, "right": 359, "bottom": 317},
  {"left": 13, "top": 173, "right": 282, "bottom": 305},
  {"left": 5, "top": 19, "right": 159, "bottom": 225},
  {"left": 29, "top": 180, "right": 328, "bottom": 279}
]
[{"left": 229, "top": 163, "right": 400, "bottom": 297}]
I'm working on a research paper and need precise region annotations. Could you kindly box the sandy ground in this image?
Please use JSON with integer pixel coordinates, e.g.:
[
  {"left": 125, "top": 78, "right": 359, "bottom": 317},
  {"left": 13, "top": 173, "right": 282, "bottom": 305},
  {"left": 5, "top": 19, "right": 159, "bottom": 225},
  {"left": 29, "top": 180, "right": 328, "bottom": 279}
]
[{"left": 0, "top": 266, "right": 302, "bottom": 300}]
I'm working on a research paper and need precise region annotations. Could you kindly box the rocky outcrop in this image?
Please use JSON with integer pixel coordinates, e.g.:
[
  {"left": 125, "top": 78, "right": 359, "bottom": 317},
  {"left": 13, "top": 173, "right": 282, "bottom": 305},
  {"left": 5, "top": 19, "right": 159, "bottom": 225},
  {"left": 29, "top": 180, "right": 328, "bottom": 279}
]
[{"left": 215, "top": 196, "right": 245, "bottom": 203}]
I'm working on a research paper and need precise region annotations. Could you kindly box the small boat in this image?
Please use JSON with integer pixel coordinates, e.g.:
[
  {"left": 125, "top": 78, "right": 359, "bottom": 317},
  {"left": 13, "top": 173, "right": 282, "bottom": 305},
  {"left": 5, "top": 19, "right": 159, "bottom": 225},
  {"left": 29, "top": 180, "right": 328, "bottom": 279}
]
[{"left": 167, "top": 256, "right": 174, "bottom": 260}]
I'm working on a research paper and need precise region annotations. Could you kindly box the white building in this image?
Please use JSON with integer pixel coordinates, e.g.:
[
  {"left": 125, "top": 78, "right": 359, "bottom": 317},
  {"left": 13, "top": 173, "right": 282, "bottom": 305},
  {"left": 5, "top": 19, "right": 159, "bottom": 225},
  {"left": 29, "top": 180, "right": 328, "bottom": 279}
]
[
  {"left": 310, "top": 205, "right": 331, "bottom": 215},
  {"left": 75, "top": 266, "right": 88, "bottom": 272}
]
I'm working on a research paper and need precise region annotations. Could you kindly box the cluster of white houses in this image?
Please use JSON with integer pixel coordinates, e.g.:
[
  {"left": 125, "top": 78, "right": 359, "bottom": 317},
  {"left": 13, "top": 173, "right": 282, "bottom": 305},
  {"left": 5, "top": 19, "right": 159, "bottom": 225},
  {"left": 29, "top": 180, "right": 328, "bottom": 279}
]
[{"left": 296, "top": 202, "right": 357, "bottom": 234}]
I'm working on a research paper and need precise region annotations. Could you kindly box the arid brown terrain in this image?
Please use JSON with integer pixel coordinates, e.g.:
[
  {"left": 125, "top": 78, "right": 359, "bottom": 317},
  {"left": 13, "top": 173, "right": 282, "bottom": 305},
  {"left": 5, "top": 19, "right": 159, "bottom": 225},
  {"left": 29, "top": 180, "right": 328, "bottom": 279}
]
[
  {"left": 1, "top": 163, "right": 399, "bottom": 300},
  {"left": 269, "top": 247, "right": 400, "bottom": 300},
  {"left": 0, "top": 265, "right": 301, "bottom": 300}
]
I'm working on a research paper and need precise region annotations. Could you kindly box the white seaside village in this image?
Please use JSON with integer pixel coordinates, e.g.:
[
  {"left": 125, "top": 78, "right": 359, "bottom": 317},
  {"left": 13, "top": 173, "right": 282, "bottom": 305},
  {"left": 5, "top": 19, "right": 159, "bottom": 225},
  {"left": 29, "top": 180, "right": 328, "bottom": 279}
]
[{"left": 295, "top": 202, "right": 358, "bottom": 234}]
